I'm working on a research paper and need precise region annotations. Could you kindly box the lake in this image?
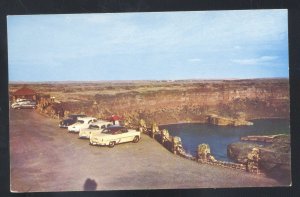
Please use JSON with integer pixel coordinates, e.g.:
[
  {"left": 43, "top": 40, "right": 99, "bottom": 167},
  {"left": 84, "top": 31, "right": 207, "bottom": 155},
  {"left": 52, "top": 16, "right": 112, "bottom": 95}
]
[{"left": 159, "top": 119, "right": 290, "bottom": 161}]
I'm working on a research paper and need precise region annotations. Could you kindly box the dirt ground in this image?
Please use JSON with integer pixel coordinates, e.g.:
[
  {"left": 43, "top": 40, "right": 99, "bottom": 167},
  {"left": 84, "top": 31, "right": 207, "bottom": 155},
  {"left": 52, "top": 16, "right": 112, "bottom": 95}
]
[{"left": 9, "top": 109, "right": 282, "bottom": 192}]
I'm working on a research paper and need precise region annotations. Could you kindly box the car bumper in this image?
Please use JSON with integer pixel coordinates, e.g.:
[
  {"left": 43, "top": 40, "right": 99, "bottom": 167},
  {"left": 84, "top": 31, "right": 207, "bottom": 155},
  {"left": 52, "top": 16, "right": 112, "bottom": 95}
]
[
  {"left": 90, "top": 139, "right": 107, "bottom": 146},
  {"left": 79, "top": 133, "right": 90, "bottom": 139},
  {"left": 59, "top": 125, "right": 68, "bottom": 128},
  {"left": 68, "top": 128, "right": 80, "bottom": 133}
]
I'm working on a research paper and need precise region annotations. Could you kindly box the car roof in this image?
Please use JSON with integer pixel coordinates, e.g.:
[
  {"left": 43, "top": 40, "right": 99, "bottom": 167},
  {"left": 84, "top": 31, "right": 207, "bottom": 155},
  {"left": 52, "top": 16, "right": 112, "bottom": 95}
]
[
  {"left": 107, "top": 125, "right": 125, "bottom": 129},
  {"left": 91, "top": 121, "right": 111, "bottom": 126}
]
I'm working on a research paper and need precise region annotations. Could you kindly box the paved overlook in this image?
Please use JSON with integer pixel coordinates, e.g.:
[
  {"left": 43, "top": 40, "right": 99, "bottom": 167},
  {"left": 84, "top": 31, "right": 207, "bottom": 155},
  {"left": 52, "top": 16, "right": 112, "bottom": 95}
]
[{"left": 10, "top": 109, "right": 281, "bottom": 192}]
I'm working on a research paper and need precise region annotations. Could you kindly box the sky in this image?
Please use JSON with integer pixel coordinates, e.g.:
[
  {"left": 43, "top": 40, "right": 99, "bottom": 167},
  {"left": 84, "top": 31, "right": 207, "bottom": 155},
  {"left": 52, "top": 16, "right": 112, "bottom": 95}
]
[{"left": 7, "top": 10, "right": 289, "bottom": 82}]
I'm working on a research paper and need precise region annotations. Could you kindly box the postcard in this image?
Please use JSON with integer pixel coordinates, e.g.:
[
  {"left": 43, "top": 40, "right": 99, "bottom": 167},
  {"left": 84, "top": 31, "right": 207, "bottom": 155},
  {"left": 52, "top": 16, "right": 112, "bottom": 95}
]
[{"left": 8, "top": 9, "right": 290, "bottom": 192}]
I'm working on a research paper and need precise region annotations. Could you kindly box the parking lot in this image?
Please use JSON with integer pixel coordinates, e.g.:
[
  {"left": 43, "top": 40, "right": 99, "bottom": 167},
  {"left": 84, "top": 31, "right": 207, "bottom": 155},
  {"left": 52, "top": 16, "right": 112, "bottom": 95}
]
[{"left": 10, "top": 109, "right": 281, "bottom": 192}]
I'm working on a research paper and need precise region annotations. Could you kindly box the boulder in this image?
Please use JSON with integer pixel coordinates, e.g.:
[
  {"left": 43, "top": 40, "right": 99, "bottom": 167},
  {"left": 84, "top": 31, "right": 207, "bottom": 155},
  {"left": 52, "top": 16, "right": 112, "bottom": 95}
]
[
  {"left": 227, "top": 142, "right": 262, "bottom": 164},
  {"left": 246, "top": 147, "right": 260, "bottom": 173},
  {"left": 172, "top": 136, "right": 183, "bottom": 154},
  {"left": 150, "top": 122, "right": 159, "bottom": 138},
  {"left": 139, "top": 119, "right": 147, "bottom": 133},
  {"left": 197, "top": 144, "right": 211, "bottom": 163}
]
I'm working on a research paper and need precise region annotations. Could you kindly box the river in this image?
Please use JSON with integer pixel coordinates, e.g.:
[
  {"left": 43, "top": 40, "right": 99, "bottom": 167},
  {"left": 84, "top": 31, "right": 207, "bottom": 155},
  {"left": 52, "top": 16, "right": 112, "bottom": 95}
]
[{"left": 159, "top": 119, "right": 290, "bottom": 161}]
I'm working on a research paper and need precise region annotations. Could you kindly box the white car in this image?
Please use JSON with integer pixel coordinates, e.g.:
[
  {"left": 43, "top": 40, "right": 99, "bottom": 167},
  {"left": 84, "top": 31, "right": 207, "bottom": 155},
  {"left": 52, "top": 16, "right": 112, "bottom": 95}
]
[
  {"left": 68, "top": 117, "right": 97, "bottom": 133},
  {"left": 11, "top": 100, "right": 36, "bottom": 109},
  {"left": 79, "top": 120, "right": 112, "bottom": 139},
  {"left": 90, "top": 125, "right": 141, "bottom": 147}
]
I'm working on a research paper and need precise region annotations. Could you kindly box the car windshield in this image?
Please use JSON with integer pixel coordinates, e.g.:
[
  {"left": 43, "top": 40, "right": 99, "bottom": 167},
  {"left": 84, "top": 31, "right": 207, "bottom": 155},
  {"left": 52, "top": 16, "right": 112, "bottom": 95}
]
[
  {"left": 102, "top": 128, "right": 112, "bottom": 134},
  {"left": 102, "top": 128, "right": 121, "bottom": 134},
  {"left": 102, "top": 127, "right": 126, "bottom": 134},
  {"left": 101, "top": 124, "right": 111, "bottom": 129},
  {"left": 77, "top": 120, "right": 84, "bottom": 124},
  {"left": 89, "top": 125, "right": 99, "bottom": 130}
]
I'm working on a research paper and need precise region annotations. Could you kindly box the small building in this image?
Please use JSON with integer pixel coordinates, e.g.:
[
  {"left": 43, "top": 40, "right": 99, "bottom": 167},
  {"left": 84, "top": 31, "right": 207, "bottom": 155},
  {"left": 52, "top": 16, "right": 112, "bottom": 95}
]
[{"left": 12, "top": 86, "right": 37, "bottom": 102}]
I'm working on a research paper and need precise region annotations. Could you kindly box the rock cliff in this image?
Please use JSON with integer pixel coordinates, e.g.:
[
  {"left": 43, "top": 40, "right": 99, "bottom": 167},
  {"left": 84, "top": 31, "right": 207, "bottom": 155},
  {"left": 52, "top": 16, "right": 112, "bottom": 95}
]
[
  {"left": 59, "top": 79, "right": 289, "bottom": 126},
  {"left": 227, "top": 135, "right": 291, "bottom": 184}
]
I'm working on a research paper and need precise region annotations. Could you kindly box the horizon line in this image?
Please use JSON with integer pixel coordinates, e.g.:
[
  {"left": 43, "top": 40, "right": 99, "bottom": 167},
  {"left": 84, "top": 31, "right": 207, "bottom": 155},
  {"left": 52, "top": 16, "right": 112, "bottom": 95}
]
[{"left": 8, "top": 77, "right": 289, "bottom": 84}]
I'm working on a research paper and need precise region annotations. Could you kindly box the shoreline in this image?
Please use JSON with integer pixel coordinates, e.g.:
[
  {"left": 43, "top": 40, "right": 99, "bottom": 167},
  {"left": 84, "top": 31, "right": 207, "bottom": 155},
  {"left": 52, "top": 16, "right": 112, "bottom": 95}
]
[
  {"left": 158, "top": 116, "right": 289, "bottom": 127},
  {"left": 249, "top": 117, "right": 290, "bottom": 121}
]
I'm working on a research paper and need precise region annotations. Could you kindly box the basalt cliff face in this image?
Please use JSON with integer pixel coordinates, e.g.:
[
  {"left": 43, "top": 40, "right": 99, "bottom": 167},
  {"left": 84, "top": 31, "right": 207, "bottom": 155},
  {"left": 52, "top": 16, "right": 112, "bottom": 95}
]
[{"left": 56, "top": 78, "right": 289, "bottom": 126}]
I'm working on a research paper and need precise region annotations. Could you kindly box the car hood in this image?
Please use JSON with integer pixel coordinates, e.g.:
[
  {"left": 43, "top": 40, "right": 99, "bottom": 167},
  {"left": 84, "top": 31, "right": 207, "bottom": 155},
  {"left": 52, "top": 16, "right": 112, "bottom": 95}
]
[
  {"left": 80, "top": 128, "right": 101, "bottom": 132},
  {"left": 70, "top": 122, "right": 83, "bottom": 127},
  {"left": 91, "top": 132, "right": 112, "bottom": 138}
]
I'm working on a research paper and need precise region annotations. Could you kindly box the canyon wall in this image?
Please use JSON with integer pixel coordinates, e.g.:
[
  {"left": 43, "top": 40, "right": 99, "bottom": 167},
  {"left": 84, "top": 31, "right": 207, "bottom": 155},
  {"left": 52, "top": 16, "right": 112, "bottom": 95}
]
[{"left": 58, "top": 79, "right": 289, "bottom": 126}]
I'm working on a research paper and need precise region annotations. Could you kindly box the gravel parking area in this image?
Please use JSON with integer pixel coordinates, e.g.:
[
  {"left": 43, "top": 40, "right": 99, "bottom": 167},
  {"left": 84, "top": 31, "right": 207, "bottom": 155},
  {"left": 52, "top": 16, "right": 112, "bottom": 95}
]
[{"left": 10, "top": 109, "right": 281, "bottom": 192}]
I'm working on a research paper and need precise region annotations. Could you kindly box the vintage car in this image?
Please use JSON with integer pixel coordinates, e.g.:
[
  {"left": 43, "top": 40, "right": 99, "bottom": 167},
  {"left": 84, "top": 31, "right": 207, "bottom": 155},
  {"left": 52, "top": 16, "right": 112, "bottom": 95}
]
[
  {"left": 67, "top": 117, "right": 97, "bottom": 133},
  {"left": 79, "top": 120, "right": 112, "bottom": 139},
  {"left": 11, "top": 100, "right": 36, "bottom": 109},
  {"left": 89, "top": 125, "right": 140, "bottom": 147},
  {"left": 59, "top": 114, "right": 87, "bottom": 128}
]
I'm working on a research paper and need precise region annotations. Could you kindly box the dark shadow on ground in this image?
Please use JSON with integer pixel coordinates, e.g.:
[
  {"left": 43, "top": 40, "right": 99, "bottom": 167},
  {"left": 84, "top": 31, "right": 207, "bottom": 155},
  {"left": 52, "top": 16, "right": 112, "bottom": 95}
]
[{"left": 83, "top": 178, "right": 97, "bottom": 191}]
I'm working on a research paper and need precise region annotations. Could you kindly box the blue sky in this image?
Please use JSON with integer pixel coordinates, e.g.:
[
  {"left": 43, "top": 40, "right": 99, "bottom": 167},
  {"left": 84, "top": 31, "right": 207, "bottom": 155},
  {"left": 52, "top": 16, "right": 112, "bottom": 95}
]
[{"left": 7, "top": 10, "right": 288, "bottom": 82}]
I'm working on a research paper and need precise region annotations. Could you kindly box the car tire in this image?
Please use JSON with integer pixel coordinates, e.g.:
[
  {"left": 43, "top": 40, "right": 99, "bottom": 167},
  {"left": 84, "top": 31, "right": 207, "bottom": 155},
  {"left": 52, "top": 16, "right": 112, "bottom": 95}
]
[
  {"left": 133, "top": 136, "right": 140, "bottom": 143},
  {"left": 108, "top": 141, "right": 115, "bottom": 148}
]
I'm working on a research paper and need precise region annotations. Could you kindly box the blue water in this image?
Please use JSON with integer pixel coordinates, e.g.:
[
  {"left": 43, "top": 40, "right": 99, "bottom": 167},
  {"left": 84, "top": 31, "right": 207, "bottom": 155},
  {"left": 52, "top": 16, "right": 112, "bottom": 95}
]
[{"left": 159, "top": 119, "right": 290, "bottom": 161}]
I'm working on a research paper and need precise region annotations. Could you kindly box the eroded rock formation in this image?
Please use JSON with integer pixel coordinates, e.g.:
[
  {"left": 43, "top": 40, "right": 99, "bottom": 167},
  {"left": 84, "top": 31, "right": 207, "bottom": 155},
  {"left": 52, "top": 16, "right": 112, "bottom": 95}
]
[
  {"left": 207, "top": 114, "right": 253, "bottom": 126},
  {"left": 227, "top": 135, "right": 291, "bottom": 183}
]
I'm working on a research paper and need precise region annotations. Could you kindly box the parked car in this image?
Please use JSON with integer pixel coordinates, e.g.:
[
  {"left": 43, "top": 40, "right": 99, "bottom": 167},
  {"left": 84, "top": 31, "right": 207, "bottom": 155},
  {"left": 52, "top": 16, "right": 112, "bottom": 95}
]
[
  {"left": 68, "top": 117, "right": 97, "bottom": 133},
  {"left": 16, "top": 98, "right": 31, "bottom": 103},
  {"left": 11, "top": 100, "right": 36, "bottom": 109},
  {"left": 89, "top": 125, "right": 141, "bottom": 147},
  {"left": 79, "top": 120, "right": 112, "bottom": 139},
  {"left": 59, "top": 114, "right": 87, "bottom": 128}
]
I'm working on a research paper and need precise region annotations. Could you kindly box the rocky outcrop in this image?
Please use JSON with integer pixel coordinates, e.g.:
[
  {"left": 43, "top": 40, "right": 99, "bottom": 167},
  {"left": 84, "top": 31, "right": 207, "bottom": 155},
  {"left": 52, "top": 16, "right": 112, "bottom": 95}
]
[
  {"left": 246, "top": 147, "right": 261, "bottom": 173},
  {"left": 227, "top": 142, "right": 263, "bottom": 164},
  {"left": 207, "top": 114, "right": 253, "bottom": 126},
  {"left": 197, "top": 144, "right": 215, "bottom": 163},
  {"left": 227, "top": 135, "right": 291, "bottom": 184}
]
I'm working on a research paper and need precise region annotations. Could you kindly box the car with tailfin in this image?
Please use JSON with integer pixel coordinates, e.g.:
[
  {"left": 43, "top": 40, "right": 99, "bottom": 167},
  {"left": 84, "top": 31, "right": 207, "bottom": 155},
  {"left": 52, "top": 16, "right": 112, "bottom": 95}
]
[
  {"left": 89, "top": 125, "right": 140, "bottom": 147},
  {"left": 68, "top": 117, "right": 97, "bottom": 133}
]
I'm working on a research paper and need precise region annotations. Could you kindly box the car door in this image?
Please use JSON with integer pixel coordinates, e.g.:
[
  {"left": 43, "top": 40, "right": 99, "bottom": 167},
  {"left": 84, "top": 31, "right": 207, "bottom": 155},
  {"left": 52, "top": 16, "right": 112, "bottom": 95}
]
[{"left": 119, "top": 128, "right": 132, "bottom": 143}]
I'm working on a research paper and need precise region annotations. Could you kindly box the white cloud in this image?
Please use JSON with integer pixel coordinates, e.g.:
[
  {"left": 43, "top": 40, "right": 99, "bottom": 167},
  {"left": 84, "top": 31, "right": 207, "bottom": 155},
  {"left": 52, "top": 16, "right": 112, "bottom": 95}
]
[
  {"left": 259, "top": 56, "right": 278, "bottom": 61},
  {"left": 231, "top": 56, "right": 278, "bottom": 65}
]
